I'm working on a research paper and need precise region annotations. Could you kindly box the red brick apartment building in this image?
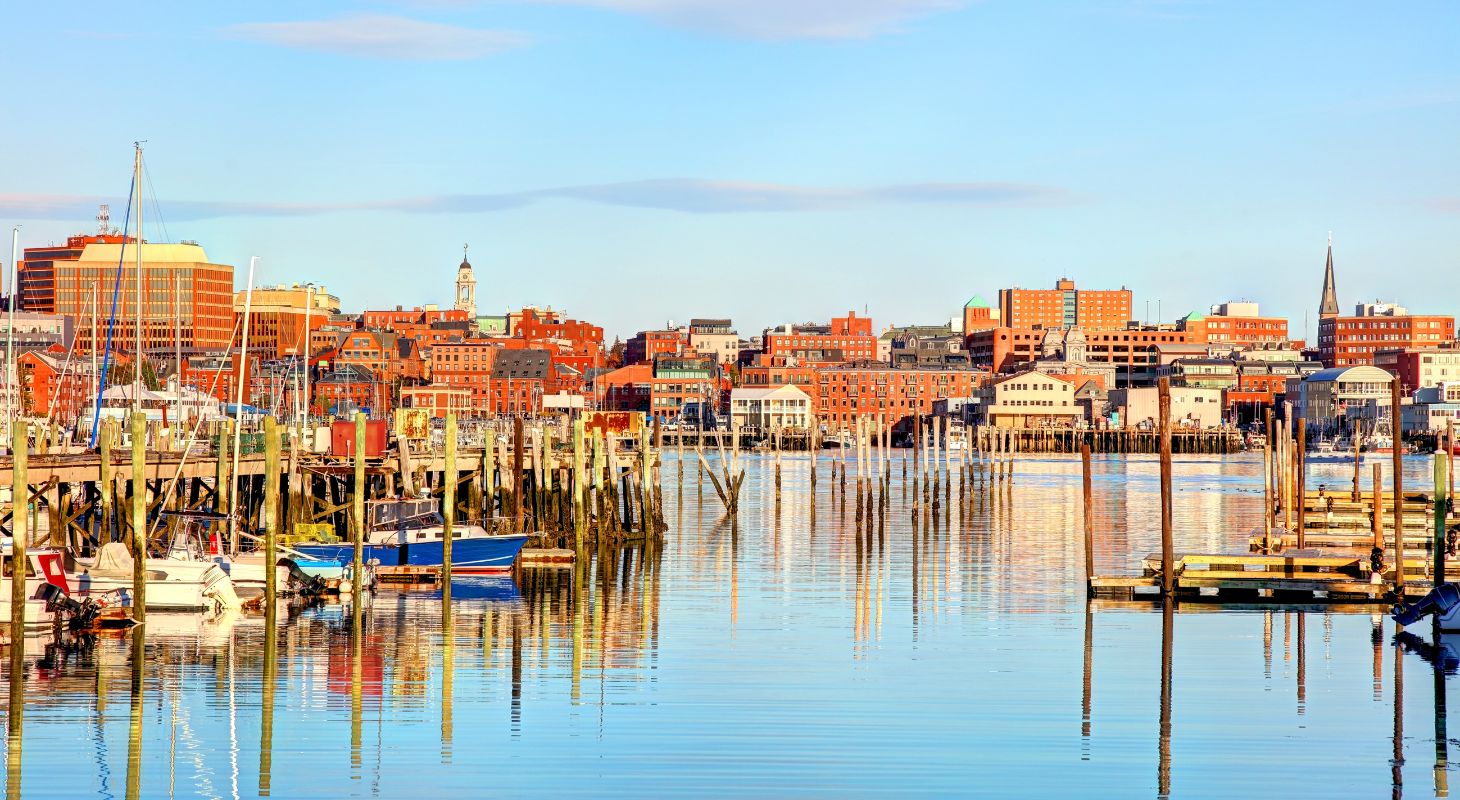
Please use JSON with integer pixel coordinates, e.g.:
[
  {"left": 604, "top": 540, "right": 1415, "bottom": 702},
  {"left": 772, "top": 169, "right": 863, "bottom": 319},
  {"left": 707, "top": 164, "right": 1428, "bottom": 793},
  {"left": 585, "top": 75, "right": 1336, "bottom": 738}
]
[
  {"left": 997, "top": 279, "right": 1131, "bottom": 331},
  {"left": 1318, "top": 304, "right": 1454, "bottom": 368},
  {"left": 817, "top": 364, "right": 985, "bottom": 429},
  {"left": 763, "top": 312, "right": 876, "bottom": 367},
  {"left": 966, "top": 326, "right": 1198, "bottom": 374}
]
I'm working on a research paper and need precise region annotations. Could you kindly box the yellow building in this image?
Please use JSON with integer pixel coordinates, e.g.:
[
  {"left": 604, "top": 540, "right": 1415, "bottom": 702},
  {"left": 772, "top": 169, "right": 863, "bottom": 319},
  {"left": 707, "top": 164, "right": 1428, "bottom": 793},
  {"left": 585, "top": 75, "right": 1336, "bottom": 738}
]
[{"left": 233, "top": 284, "right": 343, "bottom": 359}]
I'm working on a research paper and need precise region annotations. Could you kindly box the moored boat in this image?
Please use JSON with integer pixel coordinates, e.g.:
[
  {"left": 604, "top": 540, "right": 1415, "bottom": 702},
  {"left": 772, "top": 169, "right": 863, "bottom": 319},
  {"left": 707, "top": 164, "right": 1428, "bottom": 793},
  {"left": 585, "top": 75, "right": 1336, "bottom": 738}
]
[{"left": 290, "top": 497, "right": 527, "bottom": 574}]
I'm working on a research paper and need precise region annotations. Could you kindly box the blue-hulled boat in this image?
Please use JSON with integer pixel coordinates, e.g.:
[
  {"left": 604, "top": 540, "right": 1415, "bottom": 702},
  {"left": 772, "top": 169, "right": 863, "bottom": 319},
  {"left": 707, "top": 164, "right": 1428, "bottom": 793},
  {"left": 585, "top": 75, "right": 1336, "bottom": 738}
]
[{"left": 291, "top": 498, "right": 528, "bottom": 574}]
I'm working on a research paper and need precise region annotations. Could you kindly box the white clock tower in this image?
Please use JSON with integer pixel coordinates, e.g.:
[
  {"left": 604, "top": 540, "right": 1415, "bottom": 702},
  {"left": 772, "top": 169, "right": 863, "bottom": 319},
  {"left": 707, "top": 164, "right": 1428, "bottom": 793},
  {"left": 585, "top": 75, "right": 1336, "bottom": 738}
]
[{"left": 455, "top": 243, "right": 477, "bottom": 319}]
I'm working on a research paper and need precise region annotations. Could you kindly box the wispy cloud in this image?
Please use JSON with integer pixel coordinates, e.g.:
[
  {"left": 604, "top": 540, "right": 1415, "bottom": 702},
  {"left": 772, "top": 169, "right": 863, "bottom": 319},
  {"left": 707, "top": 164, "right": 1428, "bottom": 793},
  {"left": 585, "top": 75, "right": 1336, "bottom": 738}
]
[
  {"left": 0, "top": 178, "right": 1072, "bottom": 222},
  {"left": 1425, "top": 198, "right": 1460, "bottom": 215},
  {"left": 225, "top": 14, "right": 527, "bottom": 60},
  {"left": 520, "top": 0, "right": 965, "bottom": 39}
]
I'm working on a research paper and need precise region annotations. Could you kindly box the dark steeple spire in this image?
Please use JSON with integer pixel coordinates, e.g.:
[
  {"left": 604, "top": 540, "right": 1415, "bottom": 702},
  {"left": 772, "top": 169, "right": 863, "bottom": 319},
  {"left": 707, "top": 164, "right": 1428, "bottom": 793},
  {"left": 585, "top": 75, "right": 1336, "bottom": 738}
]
[{"left": 1318, "top": 232, "right": 1339, "bottom": 319}]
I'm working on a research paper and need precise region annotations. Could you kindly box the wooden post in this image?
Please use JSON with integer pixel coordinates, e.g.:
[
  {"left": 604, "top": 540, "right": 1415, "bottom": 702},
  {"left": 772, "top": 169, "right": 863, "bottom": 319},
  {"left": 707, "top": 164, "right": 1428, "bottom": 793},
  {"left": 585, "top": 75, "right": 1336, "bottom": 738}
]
[
  {"left": 352, "top": 411, "right": 366, "bottom": 599},
  {"left": 572, "top": 417, "right": 586, "bottom": 548},
  {"left": 98, "top": 422, "right": 114, "bottom": 544},
  {"left": 639, "top": 422, "right": 653, "bottom": 535},
  {"left": 1158, "top": 377, "right": 1174, "bottom": 595},
  {"left": 1081, "top": 443, "right": 1094, "bottom": 590},
  {"left": 1392, "top": 378, "right": 1405, "bottom": 596},
  {"left": 10, "top": 423, "right": 28, "bottom": 650},
  {"left": 1434, "top": 450, "right": 1449, "bottom": 587},
  {"left": 263, "top": 416, "right": 280, "bottom": 606},
  {"left": 1372, "top": 463, "right": 1384, "bottom": 553},
  {"left": 483, "top": 427, "right": 497, "bottom": 523},
  {"left": 513, "top": 417, "right": 525, "bottom": 532},
  {"left": 443, "top": 412, "right": 457, "bottom": 583},
  {"left": 216, "top": 418, "right": 232, "bottom": 521},
  {"left": 130, "top": 412, "right": 147, "bottom": 620},
  {"left": 1296, "top": 418, "right": 1306, "bottom": 549},
  {"left": 1263, "top": 422, "right": 1274, "bottom": 551},
  {"left": 1353, "top": 430, "right": 1362, "bottom": 502}
]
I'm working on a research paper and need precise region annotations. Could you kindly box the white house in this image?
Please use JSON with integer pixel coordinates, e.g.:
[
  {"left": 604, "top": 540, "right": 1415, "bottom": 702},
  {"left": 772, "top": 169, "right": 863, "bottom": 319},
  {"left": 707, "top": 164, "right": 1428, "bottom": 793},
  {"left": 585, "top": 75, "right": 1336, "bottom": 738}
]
[{"left": 729, "top": 385, "right": 813, "bottom": 431}]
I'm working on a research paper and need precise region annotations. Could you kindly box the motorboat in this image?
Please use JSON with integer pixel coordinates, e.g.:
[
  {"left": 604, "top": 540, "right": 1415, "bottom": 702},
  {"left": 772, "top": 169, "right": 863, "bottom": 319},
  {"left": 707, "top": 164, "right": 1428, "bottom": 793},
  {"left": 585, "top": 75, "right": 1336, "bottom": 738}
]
[
  {"left": 290, "top": 497, "right": 528, "bottom": 574},
  {"left": 68, "top": 540, "right": 241, "bottom": 614},
  {"left": 0, "top": 545, "right": 62, "bottom": 630}
]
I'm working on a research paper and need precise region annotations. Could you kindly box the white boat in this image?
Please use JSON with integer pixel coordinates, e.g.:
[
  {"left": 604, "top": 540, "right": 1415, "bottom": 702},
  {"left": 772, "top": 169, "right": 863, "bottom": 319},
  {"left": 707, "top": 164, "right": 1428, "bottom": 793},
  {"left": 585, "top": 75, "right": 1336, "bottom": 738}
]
[
  {"left": 68, "top": 541, "right": 241, "bottom": 613},
  {"left": 0, "top": 545, "right": 61, "bottom": 630}
]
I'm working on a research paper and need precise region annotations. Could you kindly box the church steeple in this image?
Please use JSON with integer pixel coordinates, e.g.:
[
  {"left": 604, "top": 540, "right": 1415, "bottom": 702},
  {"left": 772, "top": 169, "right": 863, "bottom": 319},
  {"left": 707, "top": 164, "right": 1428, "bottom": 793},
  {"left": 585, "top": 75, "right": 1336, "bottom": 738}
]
[
  {"left": 1318, "top": 232, "right": 1339, "bottom": 319},
  {"left": 455, "top": 243, "right": 477, "bottom": 319}
]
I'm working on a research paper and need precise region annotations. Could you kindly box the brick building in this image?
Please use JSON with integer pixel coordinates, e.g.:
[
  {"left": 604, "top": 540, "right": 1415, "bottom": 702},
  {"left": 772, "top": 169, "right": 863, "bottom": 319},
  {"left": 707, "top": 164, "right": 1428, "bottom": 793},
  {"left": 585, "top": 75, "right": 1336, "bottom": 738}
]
[
  {"left": 816, "top": 363, "right": 985, "bottom": 431},
  {"left": 967, "top": 325, "right": 1198, "bottom": 379},
  {"left": 1375, "top": 345, "right": 1460, "bottom": 392},
  {"left": 16, "top": 350, "right": 97, "bottom": 421},
  {"left": 237, "top": 283, "right": 341, "bottom": 360},
  {"left": 23, "top": 239, "right": 234, "bottom": 354},
  {"left": 997, "top": 279, "right": 1131, "bottom": 331},
  {"left": 626, "top": 329, "right": 689, "bottom": 365},
  {"left": 763, "top": 311, "right": 877, "bottom": 367},
  {"left": 1179, "top": 302, "right": 1289, "bottom": 347},
  {"left": 1317, "top": 302, "right": 1454, "bottom": 368}
]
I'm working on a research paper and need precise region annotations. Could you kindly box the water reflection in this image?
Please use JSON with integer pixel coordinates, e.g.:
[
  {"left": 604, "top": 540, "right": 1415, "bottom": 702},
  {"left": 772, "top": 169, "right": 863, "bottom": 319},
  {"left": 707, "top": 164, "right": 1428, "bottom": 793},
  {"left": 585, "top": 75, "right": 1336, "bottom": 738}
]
[{"left": 3, "top": 453, "right": 1460, "bottom": 796}]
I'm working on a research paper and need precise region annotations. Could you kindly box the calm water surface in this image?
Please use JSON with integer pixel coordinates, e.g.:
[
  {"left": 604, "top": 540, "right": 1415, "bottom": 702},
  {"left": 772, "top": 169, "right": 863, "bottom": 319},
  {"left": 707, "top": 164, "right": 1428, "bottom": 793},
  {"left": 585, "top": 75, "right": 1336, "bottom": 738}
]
[{"left": 2, "top": 452, "right": 1455, "bottom": 798}]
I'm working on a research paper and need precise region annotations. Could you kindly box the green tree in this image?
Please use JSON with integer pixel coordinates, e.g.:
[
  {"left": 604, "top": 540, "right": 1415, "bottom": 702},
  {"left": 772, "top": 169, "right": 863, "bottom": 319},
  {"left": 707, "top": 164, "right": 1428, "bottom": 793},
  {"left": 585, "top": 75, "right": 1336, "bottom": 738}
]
[{"left": 107, "top": 359, "right": 162, "bottom": 392}]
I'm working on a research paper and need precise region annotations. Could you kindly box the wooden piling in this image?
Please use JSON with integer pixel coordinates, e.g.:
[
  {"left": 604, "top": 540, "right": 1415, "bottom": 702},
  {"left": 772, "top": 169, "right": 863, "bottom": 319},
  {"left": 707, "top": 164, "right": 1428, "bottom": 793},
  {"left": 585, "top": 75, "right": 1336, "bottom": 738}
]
[
  {"left": 263, "top": 416, "right": 280, "bottom": 606},
  {"left": 1081, "top": 443, "right": 1094, "bottom": 589},
  {"left": 10, "top": 423, "right": 28, "bottom": 651},
  {"left": 1435, "top": 452, "right": 1448, "bottom": 587},
  {"left": 1392, "top": 379, "right": 1405, "bottom": 597},
  {"left": 1263, "top": 423, "right": 1274, "bottom": 551},
  {"left": 1296, "top": 418, "right": 1306, "bottom": 549},
  {"left": 1352, "top": 432, "right": 1362, "bottom": 502},
  {"left": 352, "top": 411, "right": 366, "bottom": 598},
  {"left": 435, "top": 414, "right": 454, "bottom": 584},
  {"left": 129, "top": 412, "right": 147, "bottom": 619},
  {"left": 1158, "top": 377, "right": 1174, "bottom": 595},
  {"left": 513, "top": 417, "right": 526, "bottom": 532},
  {"left": 1372, "top": 463, "right": 1384, "bottom": 553},
  {"left": 572, "top": 417, "right": 586, "bottom": 548},
  {"left": 98, "top": 422, "right": 113, "bottom": 544}
]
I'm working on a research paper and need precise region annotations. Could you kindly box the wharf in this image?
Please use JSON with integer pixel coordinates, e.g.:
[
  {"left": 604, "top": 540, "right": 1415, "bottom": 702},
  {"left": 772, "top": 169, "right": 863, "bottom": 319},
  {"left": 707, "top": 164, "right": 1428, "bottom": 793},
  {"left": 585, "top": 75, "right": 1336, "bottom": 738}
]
[{"left": 1089, "top": 551, "right": 1392, "bottom": 603}]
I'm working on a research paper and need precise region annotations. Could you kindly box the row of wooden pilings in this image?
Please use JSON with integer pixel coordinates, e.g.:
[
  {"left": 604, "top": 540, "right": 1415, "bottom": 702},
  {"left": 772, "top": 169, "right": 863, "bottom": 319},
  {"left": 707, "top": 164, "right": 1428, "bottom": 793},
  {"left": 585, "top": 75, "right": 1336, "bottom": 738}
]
[{"left": 1080, "top": 378, "right": 1455, "bottom": 598}]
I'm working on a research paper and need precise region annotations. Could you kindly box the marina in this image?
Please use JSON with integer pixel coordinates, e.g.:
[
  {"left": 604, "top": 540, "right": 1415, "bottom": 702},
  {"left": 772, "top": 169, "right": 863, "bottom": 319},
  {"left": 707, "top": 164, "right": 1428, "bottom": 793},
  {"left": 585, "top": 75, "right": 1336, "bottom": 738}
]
[{"left": 4, "top": 445, "right": 1460, "bottom": 796}]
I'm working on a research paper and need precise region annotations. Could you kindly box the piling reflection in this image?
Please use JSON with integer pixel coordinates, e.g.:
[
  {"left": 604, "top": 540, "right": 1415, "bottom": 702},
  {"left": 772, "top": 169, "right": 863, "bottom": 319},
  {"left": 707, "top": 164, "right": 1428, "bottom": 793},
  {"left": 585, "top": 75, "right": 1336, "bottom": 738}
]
[
  {"left": 1157, "top": 598, "right": 1174, "bottom": 800},
  {"left": 259, "top": 608, "right": 278, "bottom": 795},
  {"left": 7, "top": 632, "right": 23, "bottom": 800},
  {"left": 126, "top": 629, "right": 144, "bottom": 800}
]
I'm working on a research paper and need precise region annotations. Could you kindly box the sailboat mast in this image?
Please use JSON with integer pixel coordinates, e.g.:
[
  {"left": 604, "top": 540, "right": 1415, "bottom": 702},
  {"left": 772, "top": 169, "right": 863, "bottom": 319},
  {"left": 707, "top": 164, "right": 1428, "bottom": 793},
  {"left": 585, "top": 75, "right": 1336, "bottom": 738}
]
[
  {"left": 132, "top": 142, "right": 143, "bottom": 414},
  {"left": 174, "top": 271, "right": 181, "bottom": 430},
  {"left": 92, "top": 282, "right": 99, "bottom": 417},
  {"left": 227, "top": 257, "right": 256, "bottom": 554}
]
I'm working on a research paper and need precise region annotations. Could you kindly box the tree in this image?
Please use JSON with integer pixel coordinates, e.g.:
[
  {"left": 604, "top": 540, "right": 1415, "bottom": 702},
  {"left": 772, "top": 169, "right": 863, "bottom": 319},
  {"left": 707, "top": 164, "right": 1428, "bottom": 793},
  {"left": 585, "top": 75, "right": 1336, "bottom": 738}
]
[
  {"left": 606, "top": 337, "right": 626, "bottom": 369},
  {"left": 107, "top": 359, "right": 162, "bottom": 392}
]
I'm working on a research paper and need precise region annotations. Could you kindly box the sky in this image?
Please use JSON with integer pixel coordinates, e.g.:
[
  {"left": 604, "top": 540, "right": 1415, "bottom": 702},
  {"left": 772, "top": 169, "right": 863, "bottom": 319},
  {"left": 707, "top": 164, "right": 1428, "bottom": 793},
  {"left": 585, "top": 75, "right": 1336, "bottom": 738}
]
[{"left": 3, "top": 1, "right": 1458, "bottom": 341}]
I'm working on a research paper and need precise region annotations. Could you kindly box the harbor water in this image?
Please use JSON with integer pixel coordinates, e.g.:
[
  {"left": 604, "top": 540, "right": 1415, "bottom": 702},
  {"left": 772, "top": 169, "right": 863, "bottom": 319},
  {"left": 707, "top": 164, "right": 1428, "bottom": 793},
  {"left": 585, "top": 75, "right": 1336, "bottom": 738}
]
[{"left": 1, "top": 451, "right": 1453, "bottom": 798}]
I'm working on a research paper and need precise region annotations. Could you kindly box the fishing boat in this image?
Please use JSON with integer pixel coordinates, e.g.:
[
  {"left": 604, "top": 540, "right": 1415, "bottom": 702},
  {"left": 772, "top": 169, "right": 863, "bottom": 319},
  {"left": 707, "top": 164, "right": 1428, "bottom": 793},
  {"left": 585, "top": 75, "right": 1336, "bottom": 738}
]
[
  {"left": 289, "top": 497, "right": 528, "bottom": 574},
  {"left": 1308, "top": 435, "right": 1337, "bottom": 455}
]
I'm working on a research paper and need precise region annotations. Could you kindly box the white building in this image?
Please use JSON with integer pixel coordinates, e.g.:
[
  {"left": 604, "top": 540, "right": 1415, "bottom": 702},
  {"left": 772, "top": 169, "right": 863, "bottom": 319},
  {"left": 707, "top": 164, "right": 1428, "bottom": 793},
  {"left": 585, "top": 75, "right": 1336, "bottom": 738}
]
[
  {"left": 1288, "top": 365, "right": 1394, "bottom": 434},
  {"left": 974, "top": 369, "right": 1081, "bottom": 428},
  {"left": 729, "top": 385, "right": 812, "bottom": 431},
  {"left": 1108, "top": 386, "right": 1224, "bottom": 429}
]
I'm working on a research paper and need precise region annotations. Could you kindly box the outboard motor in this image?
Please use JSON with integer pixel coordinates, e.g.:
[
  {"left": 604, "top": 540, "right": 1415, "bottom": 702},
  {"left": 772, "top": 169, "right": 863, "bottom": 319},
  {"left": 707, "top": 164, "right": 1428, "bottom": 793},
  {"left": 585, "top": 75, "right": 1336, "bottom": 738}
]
[
  {"left": 1392, "top": 583, "right": 1460, "bottom": 627},
  {"left": 278, "top": 558, "right": 328, "bottom": 597},
  {"left": 35, "top": 583, "right": 104, "bottom": 631}
]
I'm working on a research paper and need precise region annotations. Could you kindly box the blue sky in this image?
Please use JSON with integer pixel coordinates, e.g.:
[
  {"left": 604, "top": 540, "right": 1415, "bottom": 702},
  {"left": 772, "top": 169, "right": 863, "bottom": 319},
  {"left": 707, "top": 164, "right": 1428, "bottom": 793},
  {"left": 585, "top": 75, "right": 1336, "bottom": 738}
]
[{"left": 3, "top": 1, "right": 1458, "bottom": 340}]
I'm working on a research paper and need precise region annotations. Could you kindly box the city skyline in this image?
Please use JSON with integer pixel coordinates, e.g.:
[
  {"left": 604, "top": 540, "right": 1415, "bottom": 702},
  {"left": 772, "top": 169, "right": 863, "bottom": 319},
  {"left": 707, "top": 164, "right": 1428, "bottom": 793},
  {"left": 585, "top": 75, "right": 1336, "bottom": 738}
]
[{"left": 4, "top": 1, "right": 1459, "bottom": 338}]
